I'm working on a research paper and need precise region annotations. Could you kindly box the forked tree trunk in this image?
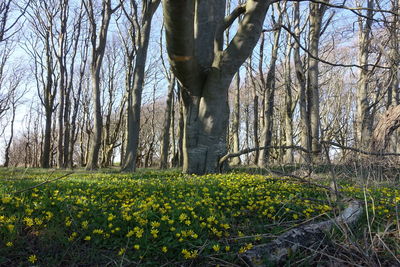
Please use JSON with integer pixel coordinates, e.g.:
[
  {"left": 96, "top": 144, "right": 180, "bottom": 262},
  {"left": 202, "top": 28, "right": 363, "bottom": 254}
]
[
  {"left": 84, "top": 0, "right": 115, "bottom": 170},
  {"left": 122, "top": 0, "right": 161, "bottom": 172},
  {"left": 164, "top": 0, "right": 271, "bottom": 174}
]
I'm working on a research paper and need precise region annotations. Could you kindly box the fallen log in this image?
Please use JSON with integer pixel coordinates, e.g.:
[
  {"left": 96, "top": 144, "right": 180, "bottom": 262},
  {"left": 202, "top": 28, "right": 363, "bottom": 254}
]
[{"left": 240, "top": 200, "right": 363, "bottom": 266}]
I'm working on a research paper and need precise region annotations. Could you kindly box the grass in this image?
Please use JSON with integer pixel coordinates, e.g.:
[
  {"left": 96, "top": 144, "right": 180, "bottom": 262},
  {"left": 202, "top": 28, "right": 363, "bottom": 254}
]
[{"left": 0, "top": 168, "right": 399, "bottom": 266}]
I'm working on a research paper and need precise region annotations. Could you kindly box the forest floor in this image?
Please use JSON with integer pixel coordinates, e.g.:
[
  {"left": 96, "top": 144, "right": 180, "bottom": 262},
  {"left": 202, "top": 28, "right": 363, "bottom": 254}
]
[{"left": 0, "top": 167, "right": 399, "bottom": 266}]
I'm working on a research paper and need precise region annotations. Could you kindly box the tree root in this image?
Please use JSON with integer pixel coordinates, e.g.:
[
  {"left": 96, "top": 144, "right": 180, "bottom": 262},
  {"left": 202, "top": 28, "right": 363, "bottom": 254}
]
[{"left": 240, "top": 200, "right": 363, "bottom": 266}]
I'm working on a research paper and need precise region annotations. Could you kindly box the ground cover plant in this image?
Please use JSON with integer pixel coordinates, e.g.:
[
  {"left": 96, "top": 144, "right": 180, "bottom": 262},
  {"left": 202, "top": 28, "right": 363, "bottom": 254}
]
[{"left": 0, "top": 168, "right": 399, "bottom": 266}]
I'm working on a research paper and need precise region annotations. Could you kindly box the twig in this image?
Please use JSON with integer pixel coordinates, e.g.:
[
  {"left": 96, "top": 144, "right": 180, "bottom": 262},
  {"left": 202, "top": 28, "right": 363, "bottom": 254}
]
[
  {"left": 321, "top": 140, "right": 400, "bottom": 156},
  {"left": 14, "top": 172, "right": 74, "bottom": 194},
  {"left": 268, "top": 169, "right": 339, "bottom": 194}
]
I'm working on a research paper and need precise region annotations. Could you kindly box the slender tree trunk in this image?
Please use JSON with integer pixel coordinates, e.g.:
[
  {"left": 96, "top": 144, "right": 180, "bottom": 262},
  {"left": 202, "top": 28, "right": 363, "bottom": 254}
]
[
  {"left": 123, "top": 0, "right": 161, "bottom": 172},
  {"left": 293, "top": 2, "right": 311, "bottom": 164},
  {"left": 356, "top": 0, "right": 373, "bottom": 149},
  {"left": 284, "top": 34, "right": 294, "bottom": 164},
  {"left": 387, "top": 0, "right": 399, "bottom": 107},
  {"left": 57, "top": 69, "right": 65, "bottom": 168},
  {"left": 3, "top": 102, "right": 15, "bottom": 167},
  {"left": 253, "top": 84, "right": 259, "bottom": 165},
  {"left": 172, "top": 85, "right": 184, "bottom": 168},
  {"left": 86, "top": 67, "right": 103, "bottom": 169},
  {"left": 258, "top": 22, "right": 282, "bottom": 167},
  {"left": 231, "top": 72, "right": 241, "bottom": 165},
  {"left": 160, "top": 75, "right": 175, "bottom": 169},
  {"left": 170, "top": 89, "right": 176, "bottom": 167},
  {"left": 85, "top": 0, "right": 115, "bottom": 170},
  {"left": 307, "top": 1, "right": 327, "bottom": 158}
]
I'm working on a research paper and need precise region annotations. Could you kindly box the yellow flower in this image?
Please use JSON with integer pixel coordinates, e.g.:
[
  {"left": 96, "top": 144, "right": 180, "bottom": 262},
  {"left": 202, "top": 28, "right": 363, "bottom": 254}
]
[
  {"left": 93, "top": 229, "right": 104, "bottom": 234},
  {"left": 6, "top": 241, "right": 13, "bottom": 247},
  {"left": 81, "top": 220, "right": 89, "bottom": 229},
  {"left": 179, "top": 213, "right": 188, "bottom": 222},
  {"left": 84, "top": 236, "right": 91, "bottom": 241},
  {"left": 151, "top": 221, "right": 160, "bottom": 228},
  {"left": 126, "top": 230, "right": 134, "bottom": 238},
  {"left": 118, "top": 248, "right": 126, "bottom": 256},
  {"left": 134, "top": 244, "right": 140, "bottom": 250},
  {"left": 7, "top": 224, "right": 14, "bottom": 232},
  {"left": 151, "top": 228, "right": 159, "bottom": 238},
  {"left": 28, "top": 255, "right": 37, "bottom": 263},
  {"left": 162, "top": 246, "right": 168, "bottom": 253},
  {"left": 23, "top": 217, "right": 34, "bottom": 227},
  {"left": 293, "top": 214, "right": 299, "bottom": 219},
  {"left": 212, "top": 244, "right": 220, "bottom": 252},
  {"left": 225, "top": 246, "right": 230, "bottom": 252}
]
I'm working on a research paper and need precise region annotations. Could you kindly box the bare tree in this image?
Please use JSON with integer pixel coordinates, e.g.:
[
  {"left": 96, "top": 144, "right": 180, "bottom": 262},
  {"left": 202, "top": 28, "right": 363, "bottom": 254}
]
[
  {"left": 356, "top": 0, "right": 374, "bottom": 149},
  {"left": 120, "top": 0, "right": 161, "bottom": 172},
  {"left": 0, "top": 0, "right": 30, "bottom": 42},
  {"left": 258, "top": 4, "right": 283, "bottom": 167},
  {"left": 84, "top": 0, "right": 119, "bottom": 170},
  {"left": 3, "top": 70, "right": 25, "bottom": 167},
  {"left": 25, "top": 1, "right": 59, "bottom": 168}
]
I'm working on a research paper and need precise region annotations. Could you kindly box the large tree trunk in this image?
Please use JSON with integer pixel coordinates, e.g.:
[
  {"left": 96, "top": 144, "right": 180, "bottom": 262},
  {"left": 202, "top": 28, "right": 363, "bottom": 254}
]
[
  {"left": 181, "top": 74, "right": 231, "bottom": 174},
  {"left": 164, "top": 0, "right": 271, "bottom": 174}
]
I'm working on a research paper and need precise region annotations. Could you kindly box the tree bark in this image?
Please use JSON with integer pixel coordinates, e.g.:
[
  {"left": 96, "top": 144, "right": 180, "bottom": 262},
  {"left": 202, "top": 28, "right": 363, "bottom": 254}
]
[
  {"left": 164, "top": 0, "right": 272, "bottom": 174},
  {"left": 307, "top": 1, "right": 327, "bottom": 158},
  {"left": 284, "top": 33, "right": 295, "bottom": 164},
  {"left": 356, "top": 0, "right": 374, "bottom": 149},
  {"left": 387, "top": 0, "right": 399, "bottom": 107},
  {"left": 293, "top": 2, "right": 311, "bottom": 164},
  {"left": 85, "top": 0, "right": 116, "bottom": 170},
  {"left": 160, "top": 74, "right": 175, "bottom": 169},
  {"left": 258, "top": 12, "right": 282, "bottom": 167},
  {"left": 231, "top": 72, "right": 241, "bottom": 166},
  {"left": 4, "top": 98, "right": 15, "bottom": 167},
  {"left": 122, "top": 0, "right": 161, "bottom": 172}
]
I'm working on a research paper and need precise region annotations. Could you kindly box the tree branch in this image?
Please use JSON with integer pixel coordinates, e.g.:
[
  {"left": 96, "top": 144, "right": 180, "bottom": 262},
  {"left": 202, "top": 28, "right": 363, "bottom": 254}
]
[
  {"left": 276, "top": 24, "right": 390, "bottom": 70},
  {"left": 214, "top": 4, "right": 246, "bottom": 54}
]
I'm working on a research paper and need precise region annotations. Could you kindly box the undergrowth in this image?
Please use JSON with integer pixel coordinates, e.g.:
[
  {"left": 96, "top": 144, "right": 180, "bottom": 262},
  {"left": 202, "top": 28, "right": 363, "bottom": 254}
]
[{"left": 0, "top": 168, "right": 398, "bottom": 266}]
